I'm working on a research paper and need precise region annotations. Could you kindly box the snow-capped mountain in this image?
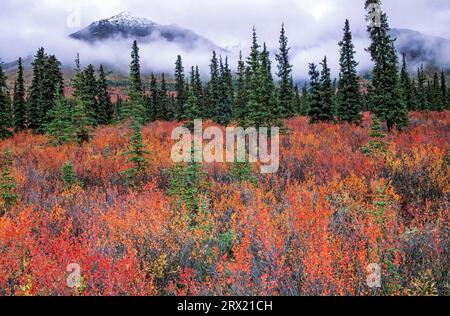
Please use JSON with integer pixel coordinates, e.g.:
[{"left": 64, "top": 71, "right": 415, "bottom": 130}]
[{"left": 69, "top": 12, "right": 223, "bottom": 51}]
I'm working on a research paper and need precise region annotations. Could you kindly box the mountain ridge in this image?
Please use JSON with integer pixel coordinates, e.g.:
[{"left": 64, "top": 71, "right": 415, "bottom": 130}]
[{"left": 69, "top": 12, "right": 224, "bottom": 52}]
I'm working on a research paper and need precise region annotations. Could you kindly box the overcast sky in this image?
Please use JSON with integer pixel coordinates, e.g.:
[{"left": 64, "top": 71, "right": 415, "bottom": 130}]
[{"left": 1, "top": 0, "right": 449, "bottom": 79}]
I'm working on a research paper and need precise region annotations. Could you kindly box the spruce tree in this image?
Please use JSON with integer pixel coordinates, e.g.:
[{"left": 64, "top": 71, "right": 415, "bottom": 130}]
[
  {"left": 81, "top": 64, "right": 99, "bottom": 126},
  {"left": 73, "top": 98, "right": 90, "bottom": 144},
  {"left": 234, "top": 51, "right": 247, "bottom": 123},
  {"left": 62, "top": 161, "right": 79, "bottom": 190},
  {"left": 245, "top": 28, "right": 278, "bottom": 128},
  {"left": 193, "top": 66, "right": 204, "bottom": 118},
  {"left": 168, "top": 145, "right": 207, "bottom": 217},
  {"left": 148, "top": 73, "right": 159, "bottom": 121},
  {"left": 317, "top": 56, "right": 334, "bottom": 122},
  {"left": 361, "top": 115, "right": 388, "bottom": 157},
  {"left": 260, "top": 43, "right": 281, "bottom": 126},
  {"left": 307, "top": 63, "right": 323, "bottom": 123},
  {"left": 417, "top": 65, "right": 428, "bottom": 111},
  {"left": 245, "top": 27, "right": 262, "bottom": 128},
  {"left": 122, "top": 119, "right": 149, "bottom": 189},
  {"left": 208, "top": 51, "right": 222, "bottom": 122},
  {"left": 400, "top": 53, "right": 414, "bottom": 111},
  {"left": 28, "top": 48, "right": 46, "bottom": 131},
  {"left": 46, "top": 83, "right": 76, "bottom": 145},
  {"left": 160, "top": 73, "right": 172, "bottom": 120},
  {"left": 175, "top": 55, "right": 187, "bottom": 120},
  {"left": 97, "top": 65, "right": 113, "bottom": 125},
  {"left": 40, "top": 55, "right": 64, "bottom": 132},
  {"left": 27, "top": 50, "right": 64, "bottom": 133},
  {"left": 0, "top": 64, "right": 11, "bottom": 139},
  {"left": 275, "top": 23, "right": 294, "bottom": 118},
  {"left": 126, "top": 41, "right": 146, "bottom": 123},
  {"left": 12, "top": 58, "right": 27, "bottom": 131},
  {"left": 181, "top": 86, "right": 200, "bottom": 130},
  {"left": 337, "top": 20, "right": 362, "bottom": 124},
  {"left": 426, "top": 79, "right": 432, "bottom": 110},
  {"left": 72, "top": 54, "right": 84, "bottom": 100},
  {"left": 218, "top": 56, "right": 233, "bottom": 125},
  {"left": 430, "top": 72, "right": 442, "bottom": 111},
  {"left": 365, "top": 0, "right": 408, "bottom": 131}
]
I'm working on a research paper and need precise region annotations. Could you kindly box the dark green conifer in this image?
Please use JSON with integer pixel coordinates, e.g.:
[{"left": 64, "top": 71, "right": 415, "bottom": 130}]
[
  {"left": 126, "top": 41, "right": 146, "bottom": 123},
  {"left": 46, "top": 83, "right": 76, "bottom": 145},
  {"left": 337, "top": 20, "right": 362, "bottom": 124},
  {"left": 12, "top": 58, "right": 27, "bottom": 131},
  {"left": 365, "top": 0, "right": 408, "bottom": 131},
  {"left": 122, "top": 119, "right": 149, "bottom": 189},
  {"left": 0, "top": 65, "right": 11, "bottom": 139},
  {"left": 97, "top": 65, "right": 113, "bottom": 125},
  {"left": 234, "top": 51, "right": 247, "bottom": 123},
  {"left": 175, "top": 55, "right": 187, "bottom": 120},
  {"left": 275, "top": 23, "right": 294, "bottom": 118},
  {"left": 400, "top": 53, "right": 414, "bottom": 111}
]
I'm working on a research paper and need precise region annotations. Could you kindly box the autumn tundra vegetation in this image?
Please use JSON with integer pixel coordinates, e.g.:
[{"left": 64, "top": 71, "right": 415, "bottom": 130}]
[{"left": 0, "top": 0, "right": 449, "bottom": 296}]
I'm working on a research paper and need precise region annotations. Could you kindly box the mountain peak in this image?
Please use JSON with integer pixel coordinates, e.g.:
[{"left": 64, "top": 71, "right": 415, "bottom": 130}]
[
  {"left": 103, "top": 11, "right": 155, "bottom": 27},
  {"left": 69, "top": 12, "right": 224, "bottom": 52}
]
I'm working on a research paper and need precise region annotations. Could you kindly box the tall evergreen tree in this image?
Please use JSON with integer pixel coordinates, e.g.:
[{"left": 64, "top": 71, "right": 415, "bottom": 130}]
[
  {"left": 218, "top": 56, "right": 233, "bottom": 125},
  {"left": 72, "top": 54, "right": 84, "bottom": 100},
  {"left": 27, "top": 48, "right": 46, "bottom": 131},
  {"left": 260, "top": 43, "right": 281, "bottom": 126},
  {"left": 12, "top": 58, "right": 27, "bottom": 131},
  {"left": 416, "top": 65, "right": 428, "bottom": 111},
  {"left": 245, "top": 28, "right": 278, "bottom": 128},
  {"left": 234, "top": 51, "right": 247, "bottom": 123},
  {"left": 400, "top": 53, "right": 414, "bottom": 111},
  {"left": 193, "top": 66, "right": 204, "bottom": 117},
  {"left": 27, "top": 49, "right": 64, "bottom": 133},
  {"left": 73, "top": 98, "right": 90, "bottom": 144},
  {"left": 0, "top": 65, "right": 12, "bottom": 139},
  {"left": 160, "top": 73, "right": 172, "bottom": 120},
  {"left": 148, "top": 73, "right": 159, "bottom": 121},
  {"left": 208, "top": 51, "right": 223, "bottom": 123},
  {"left": 365, "top": 0, "right": 408, "bottom": 131},
  {"left": 40, "top": 55, "right": 64, "bottom": 132},
  {"left": 81, "top": 64, "right": 99, "bottom": 126},
  {"left": 174, "top": 55, "right": 187, "bottom": 120},
  {"left": 307, "top": 63, "right": 323, "bottom": 123},
  {"left": 70, "top": 56, "right": 91, "bottom": 143},
  {"left": 126, "top": 41, "right": 146, "bottom": 123},
  {"left": 122, "top": 119, "right": 149, "bottom": 189},
  {"left": 244, "top": 27, "right": 263, "bottom": 128},
  {"left": 337, "top": 20, "right": 362, "bottom": 124},
  {"left": 181, "top": 85, "right": 200, "bottom": 129},
  {"left": 97, "top": 65, "right": 113, "bottom": 125},
  {"left": 276, "top": 23, "right": 294, "bottom": 118},
  {"left": 317, "top": 56, "right": 334, "bottom": 122},
  {"left": 430, "top": 72, "right": 442, "bottom": 111},
  {"left": 45, "top": 83, "right": 76, "bottom": 145}
]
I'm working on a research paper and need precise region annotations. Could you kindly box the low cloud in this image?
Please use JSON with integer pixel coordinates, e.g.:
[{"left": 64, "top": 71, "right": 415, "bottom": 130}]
[{"left": 1, "top": 0, "right": 449, "bottom": 81}]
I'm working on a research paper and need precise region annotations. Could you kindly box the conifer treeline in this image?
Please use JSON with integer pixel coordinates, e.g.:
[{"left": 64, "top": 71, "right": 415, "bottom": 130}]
[{"left": 0, "top": 0, "right": 449, "bottom": 141}]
